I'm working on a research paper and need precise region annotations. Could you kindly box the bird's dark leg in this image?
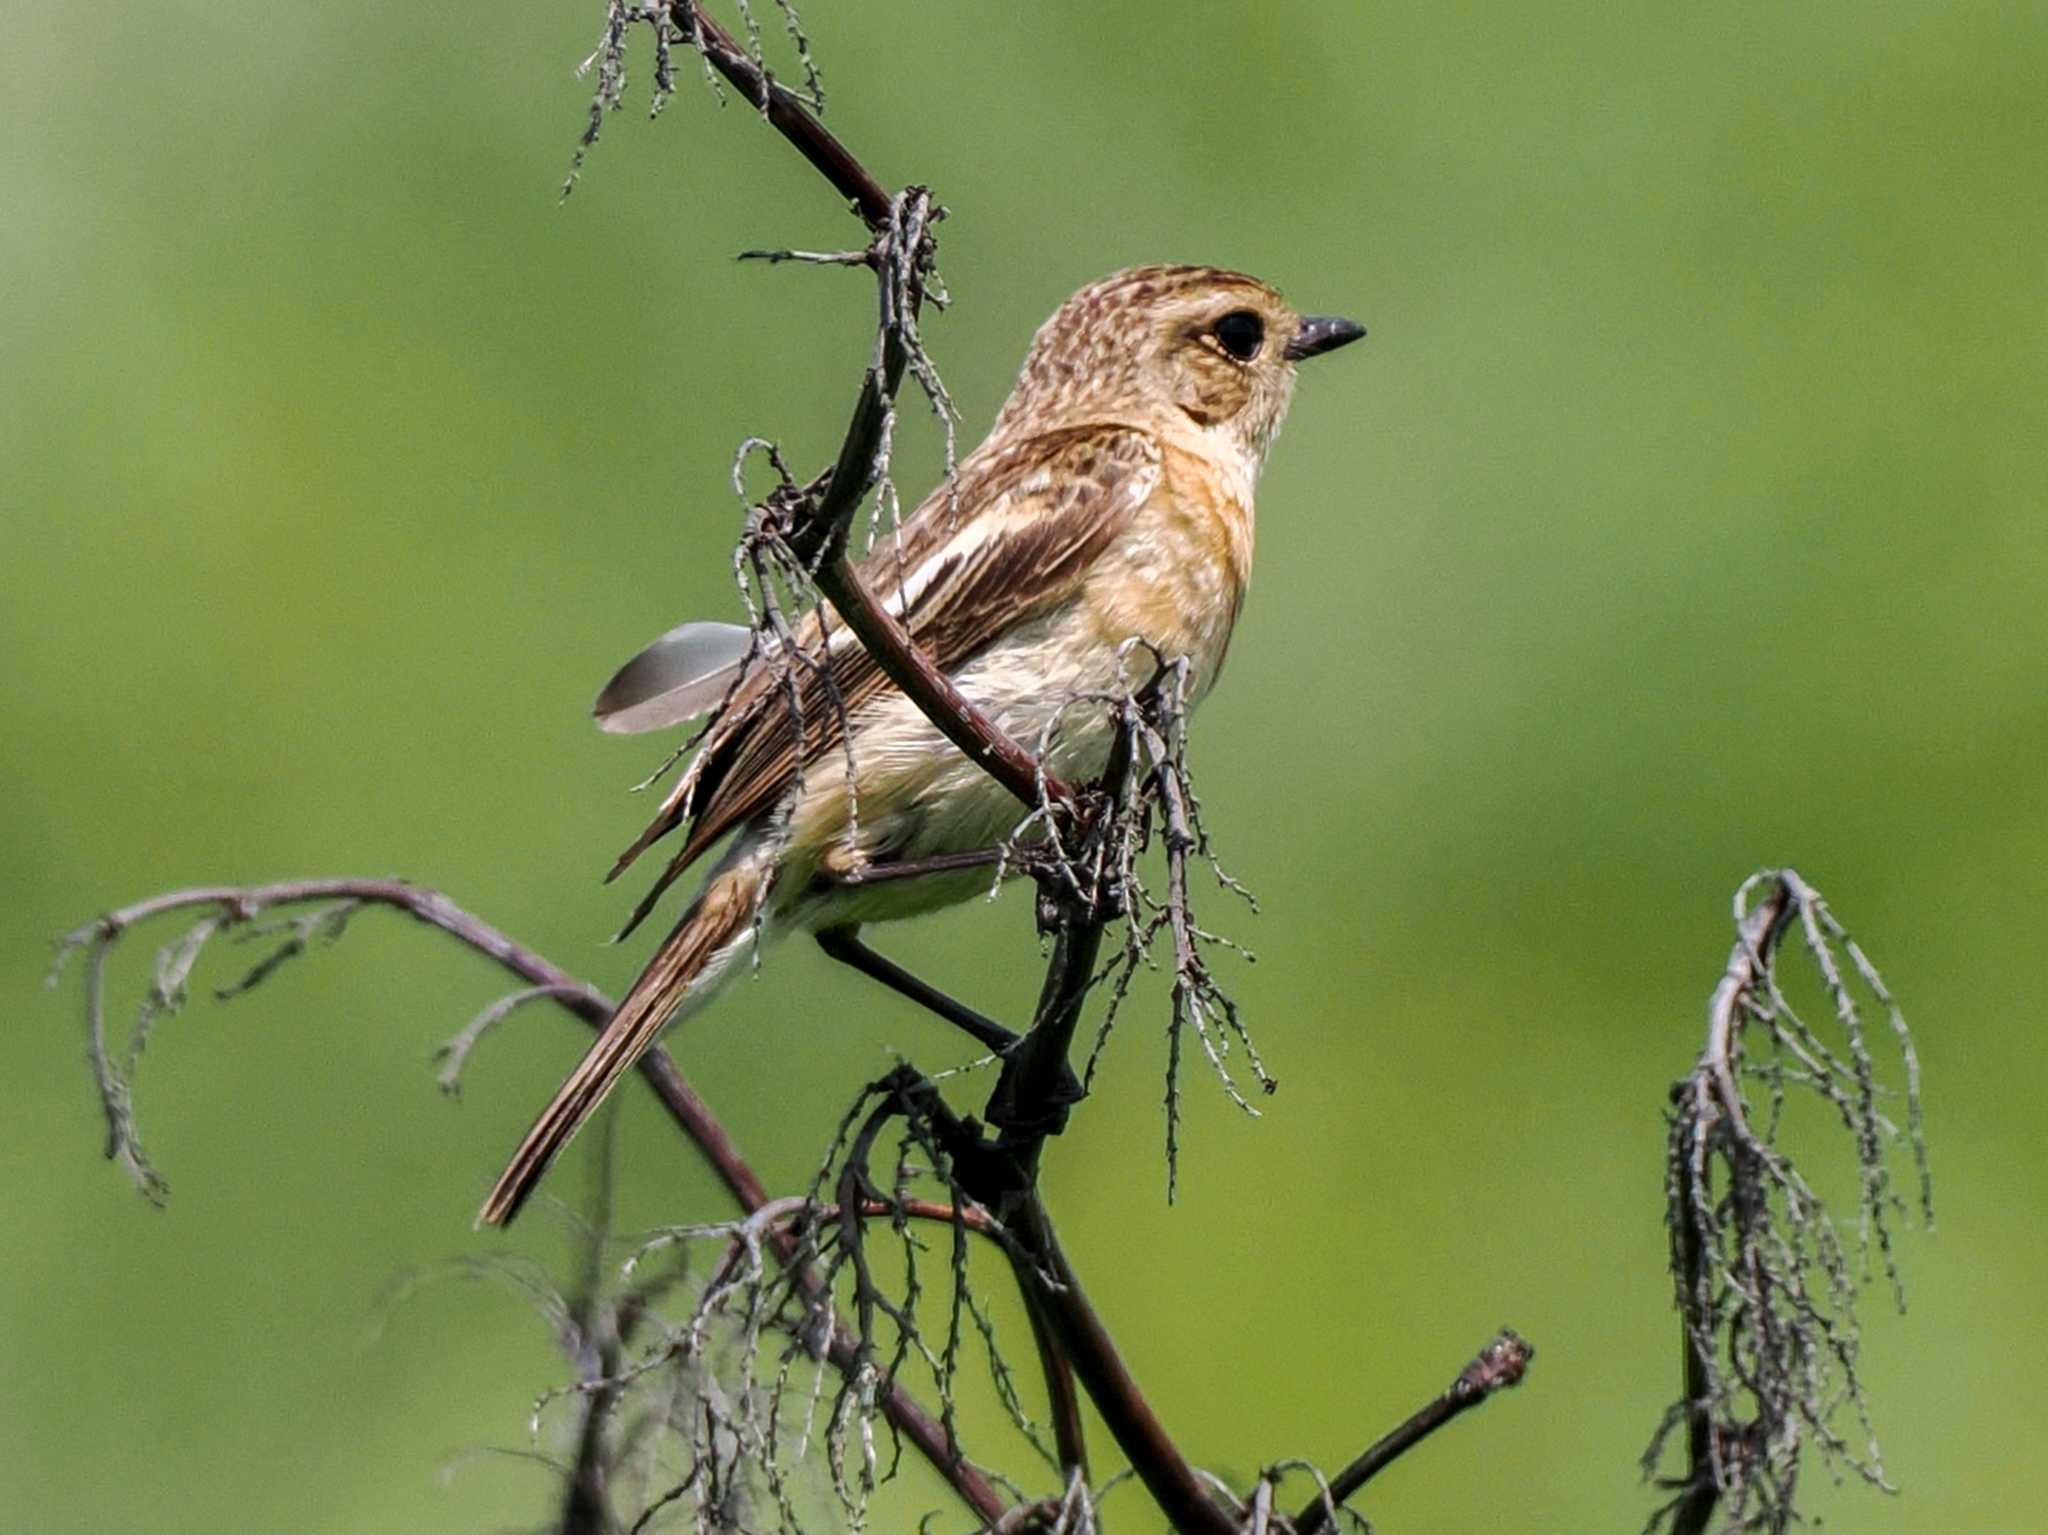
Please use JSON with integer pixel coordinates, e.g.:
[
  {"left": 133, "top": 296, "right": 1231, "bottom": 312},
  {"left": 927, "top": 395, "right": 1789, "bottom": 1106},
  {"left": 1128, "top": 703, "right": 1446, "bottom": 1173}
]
[{"left": 816, "top": 925, "right": 1020, "bottom": 1054}]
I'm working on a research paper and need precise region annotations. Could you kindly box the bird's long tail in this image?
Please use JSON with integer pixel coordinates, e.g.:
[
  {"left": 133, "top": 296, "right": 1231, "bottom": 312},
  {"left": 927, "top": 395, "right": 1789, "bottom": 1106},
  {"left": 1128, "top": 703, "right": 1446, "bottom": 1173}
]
[{"left": 476, "top": 861, "right": 765, "bottom": 1227}]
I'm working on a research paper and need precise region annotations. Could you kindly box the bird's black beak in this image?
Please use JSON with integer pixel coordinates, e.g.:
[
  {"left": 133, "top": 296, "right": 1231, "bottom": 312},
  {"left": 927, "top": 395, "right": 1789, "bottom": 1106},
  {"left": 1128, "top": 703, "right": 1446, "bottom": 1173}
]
[{"left": 1284, "top": 315, "right": 1367, "bottom": 361}]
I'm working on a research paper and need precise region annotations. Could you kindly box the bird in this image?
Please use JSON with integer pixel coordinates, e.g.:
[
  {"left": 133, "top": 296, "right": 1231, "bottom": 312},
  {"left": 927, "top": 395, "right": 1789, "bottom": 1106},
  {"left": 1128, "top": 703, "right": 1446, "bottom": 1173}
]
[{"left": 478, "top": 264, "right": 1363, "bottom": 1226}]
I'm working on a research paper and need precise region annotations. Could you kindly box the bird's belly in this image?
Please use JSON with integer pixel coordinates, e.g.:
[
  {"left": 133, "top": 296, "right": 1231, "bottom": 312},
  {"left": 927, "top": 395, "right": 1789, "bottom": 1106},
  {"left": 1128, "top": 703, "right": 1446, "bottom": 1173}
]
[
  {"left": 779, "top": 515, "right": 1244, "bottom": 933},
  {"left": 778, "top": 608, "right": 1146, "bottom": 929}
]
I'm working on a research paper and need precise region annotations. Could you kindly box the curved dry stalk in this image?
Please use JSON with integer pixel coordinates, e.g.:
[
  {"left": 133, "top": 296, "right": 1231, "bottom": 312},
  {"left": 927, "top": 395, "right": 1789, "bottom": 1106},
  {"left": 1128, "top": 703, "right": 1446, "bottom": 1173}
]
[
  {"left": 49, "top": 876, "right": 1009, "bottom": 1528},
  {"left": 1647, "top": 870, "right": 1932, "bottom": 1535}
]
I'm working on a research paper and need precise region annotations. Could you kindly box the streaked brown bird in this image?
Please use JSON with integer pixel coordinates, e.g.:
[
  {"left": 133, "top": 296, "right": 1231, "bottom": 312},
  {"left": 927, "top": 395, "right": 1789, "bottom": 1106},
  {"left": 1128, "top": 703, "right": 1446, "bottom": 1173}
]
[{"left": 479, "top": 265, "right": 1363, "bottom": 1226}]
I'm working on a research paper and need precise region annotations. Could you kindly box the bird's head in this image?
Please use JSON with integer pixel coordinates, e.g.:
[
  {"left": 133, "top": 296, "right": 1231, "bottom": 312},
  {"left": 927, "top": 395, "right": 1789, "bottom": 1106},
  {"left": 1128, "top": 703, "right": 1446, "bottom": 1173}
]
[{"left": 991, "top": 265, "right": 1364, "bottom": 469}]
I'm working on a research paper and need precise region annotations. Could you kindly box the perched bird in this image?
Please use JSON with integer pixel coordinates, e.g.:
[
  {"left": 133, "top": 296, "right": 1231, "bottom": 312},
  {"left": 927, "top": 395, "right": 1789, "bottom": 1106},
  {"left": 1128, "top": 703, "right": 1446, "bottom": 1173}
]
[{"left": 478, "top": 265, "right": 1363, "bottom": 1226}]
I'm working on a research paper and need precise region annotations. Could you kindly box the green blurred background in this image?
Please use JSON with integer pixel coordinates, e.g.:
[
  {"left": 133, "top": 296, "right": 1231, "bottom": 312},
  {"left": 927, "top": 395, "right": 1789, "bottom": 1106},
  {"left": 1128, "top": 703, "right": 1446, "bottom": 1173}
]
[{"left": 5, "top": 1, "right": 2043, "bottom": 1529}]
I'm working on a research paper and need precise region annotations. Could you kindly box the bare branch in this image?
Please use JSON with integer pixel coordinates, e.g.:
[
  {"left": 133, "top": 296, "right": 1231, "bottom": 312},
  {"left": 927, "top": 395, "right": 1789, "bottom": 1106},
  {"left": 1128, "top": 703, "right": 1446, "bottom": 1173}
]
[
  {"left": 789, "top": 186, "right": 1066, "bottom": 812},
  {"left": 795, "top": 676, "right": 1248, "bottom": 1534},
  {"left": 559, "top": 5, "right": 1073, "bottom": 820},
  {"left": 51, "top": 877, "right": 1010, "bottom": 1529},
  {"left": 1291, "top": 1329, "right": 1533, "bottom": 1535},
  {"left": 1021, "top": 1288, "right": 1090, "bottom": 1487},
  {"left": 675, "top": 0, "right": 888, "bottom": 224}
]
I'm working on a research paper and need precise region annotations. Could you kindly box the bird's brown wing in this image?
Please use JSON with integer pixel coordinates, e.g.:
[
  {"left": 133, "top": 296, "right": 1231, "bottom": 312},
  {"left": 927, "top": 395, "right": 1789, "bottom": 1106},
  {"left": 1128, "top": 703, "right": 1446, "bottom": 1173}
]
[{"left": 608, "top": 424, "right": 1163, "bottom": 936}]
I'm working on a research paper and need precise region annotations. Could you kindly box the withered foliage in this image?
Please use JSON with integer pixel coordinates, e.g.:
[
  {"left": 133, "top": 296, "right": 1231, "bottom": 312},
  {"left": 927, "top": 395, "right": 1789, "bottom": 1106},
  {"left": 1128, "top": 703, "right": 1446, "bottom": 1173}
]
[{"left": 1645, "top": 871, "right": 1931, "bottom": 1535}]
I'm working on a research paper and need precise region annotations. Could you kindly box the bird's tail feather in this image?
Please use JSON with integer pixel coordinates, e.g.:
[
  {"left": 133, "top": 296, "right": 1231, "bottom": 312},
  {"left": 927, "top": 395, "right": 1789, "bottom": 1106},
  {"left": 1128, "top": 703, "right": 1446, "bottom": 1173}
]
[{"left": 476, "top": 862, "right": 764, "bottom": 1228}]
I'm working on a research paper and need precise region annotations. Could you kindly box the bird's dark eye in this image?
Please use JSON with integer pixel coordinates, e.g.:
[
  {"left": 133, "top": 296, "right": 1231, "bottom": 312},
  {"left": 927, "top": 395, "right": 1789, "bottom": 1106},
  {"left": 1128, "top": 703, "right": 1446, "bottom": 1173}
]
[{"left": 1212, "top": 309, "right": 1264, "bottom": 361}]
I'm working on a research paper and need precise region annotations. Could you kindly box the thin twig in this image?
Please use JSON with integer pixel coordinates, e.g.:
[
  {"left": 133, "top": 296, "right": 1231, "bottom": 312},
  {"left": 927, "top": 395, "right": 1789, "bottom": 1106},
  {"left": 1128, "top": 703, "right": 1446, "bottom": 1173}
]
[
  {"left": 1292, "top": 1330, "right": 1533, "bottom": 1535},
  {"left": 436, "top": 984, "right": 590, "bottom": 1096},
  {"left": 670, "top": 0, "right": 891, "bottom": 225}
]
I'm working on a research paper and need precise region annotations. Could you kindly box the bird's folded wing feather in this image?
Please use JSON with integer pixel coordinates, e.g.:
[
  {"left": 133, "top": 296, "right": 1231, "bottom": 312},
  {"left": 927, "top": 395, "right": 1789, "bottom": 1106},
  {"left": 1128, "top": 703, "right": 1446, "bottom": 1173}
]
[{"left": 609, "top": 424, "right": 1163, "bottom": 937}]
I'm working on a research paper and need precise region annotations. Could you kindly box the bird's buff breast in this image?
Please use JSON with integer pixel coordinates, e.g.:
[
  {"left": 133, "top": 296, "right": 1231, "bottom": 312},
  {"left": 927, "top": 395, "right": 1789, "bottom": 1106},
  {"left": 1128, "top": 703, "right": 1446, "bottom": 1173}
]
[{"left": 777, "top": 485, "right": 1250, "bottom": 931}]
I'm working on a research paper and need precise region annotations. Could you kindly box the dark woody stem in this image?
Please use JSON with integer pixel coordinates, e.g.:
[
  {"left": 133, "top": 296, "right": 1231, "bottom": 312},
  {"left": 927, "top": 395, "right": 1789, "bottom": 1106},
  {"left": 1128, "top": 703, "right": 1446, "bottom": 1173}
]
[
  {"left": 1291, "top": 1330, "right": 1534, "bottom": 1535},
  {"left": 666, "top": 33, "right": 1104, "bottom": 1503},
  {"left": 802, "top": 225, "right": 1074, "bottom": 810},
  {"left": 1016, "top": 1202, "right": 1237, "bottom": 1534},
  {"left": 656, "top": 9, "right": 1307, "bottom": 1503},
  {"left": 984, "top": 705, "right": 1239, "bottom": 1531},
  {"left": 816, "top": 926, "right": 1023, "bottom": 1055},
  {"left": 663, "top": 0, "right": 1067, "bottom": 810},
  {"left": 665, "top": 2, "right": 892, "bottom": 225},
  {"left": 650, "top": 15, "right": 1082, "bottom": 1501},
  {"left": 1020, "top": 1282, "right": 1091, "bottom": 1486},
  {"left": 817, "top": 550, "right": 1070, "bottom": 809},
  {"left": 562, "top": 13, "right": 1336, "bottom": 1527}
]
